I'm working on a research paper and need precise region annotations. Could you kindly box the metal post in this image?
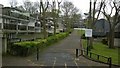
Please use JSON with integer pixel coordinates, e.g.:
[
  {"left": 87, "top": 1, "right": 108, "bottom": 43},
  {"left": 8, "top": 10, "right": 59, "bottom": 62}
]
[
  {"left": 87, "top": 37, "right": 89, "bottom": 55},
  {"left": 109, "top": 57, "right": 112, "bottom": 68},
  {"left": 36, "top": 46, "right": 39, "bottom": 61},
  {"left": 97, "top": 55, "right": 99, "bottom": 60},
  {"left": 76, "top": 49, "right": 79, "bottom": 58}
]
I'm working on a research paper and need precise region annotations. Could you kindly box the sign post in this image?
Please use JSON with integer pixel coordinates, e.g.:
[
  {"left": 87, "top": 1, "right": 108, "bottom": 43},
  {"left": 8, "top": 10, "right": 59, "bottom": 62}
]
[
  {"left": 85, "top": 29, "right": 92, "bottom": 55},
  {"left": 85, "top": 29, "right": 92, "bottom": 37}
]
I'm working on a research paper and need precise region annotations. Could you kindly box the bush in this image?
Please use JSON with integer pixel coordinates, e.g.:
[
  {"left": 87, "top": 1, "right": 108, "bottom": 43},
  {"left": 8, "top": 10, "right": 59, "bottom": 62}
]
[
  {"left": 9, "top": 32, "right": 69, "bottom": 56},
  {"left": 81, "top": 34, "right": 86, "bottom": 39},
  {"left": 9, "top": 41, "right": 39, "bottom": 56},
  {"left": 101, "top": 39, "right": 108, "bottom": 45},
  {"left": 48, "top": 33, "right": 53, "bottom": 37}
]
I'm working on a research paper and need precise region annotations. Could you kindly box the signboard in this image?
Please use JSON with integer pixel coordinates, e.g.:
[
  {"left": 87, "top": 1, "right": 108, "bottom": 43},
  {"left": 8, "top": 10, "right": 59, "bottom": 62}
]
[{"left": 85, "top": 29, "right": 92, "bottom": 37}]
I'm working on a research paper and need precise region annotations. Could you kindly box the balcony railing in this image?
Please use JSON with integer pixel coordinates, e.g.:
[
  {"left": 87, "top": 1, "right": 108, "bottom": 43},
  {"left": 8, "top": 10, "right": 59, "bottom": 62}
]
[
  {"left": 28, "top": 26, "right": 34, "bottom": 31},
  {"left": 18, "top": 25, "right": 27, "bottom": 30},
  {"left": 3, "top": 11, "right": 30, "bottom": 20},
  {"left": 3, "top": 23, "right": 17, "bottom": 30},
  {"left": 2, "top": 23, "right": 40, "bottom": 32}
]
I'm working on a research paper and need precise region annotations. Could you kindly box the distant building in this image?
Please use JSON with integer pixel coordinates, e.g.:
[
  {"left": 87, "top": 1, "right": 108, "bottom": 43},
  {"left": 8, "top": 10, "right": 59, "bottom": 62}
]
[
  {"left": 0, "top": 4, "right": 41, "bottom": 53},
  {"left": 114, "top": 22, "right": 120, "bottom": 47},
  {"left": 73, "top": 19, "right": 86, "bottom": 28},
  {"left": 115, "top": 22, "right": 120, "bottom": 38},
  {"left": 92, "top": 19, "right": 110, "bottom": 37}
]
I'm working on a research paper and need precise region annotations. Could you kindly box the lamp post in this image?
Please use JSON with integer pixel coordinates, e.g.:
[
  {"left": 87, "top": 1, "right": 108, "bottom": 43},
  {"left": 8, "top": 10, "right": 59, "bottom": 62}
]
[
  {"left": 93, "top": 0, "right": 96, "bottom": 25},
  {"left": 84, "top": 12, "right": 89, "bottom": 55},
  {"left": 87, "top": 0, "right": 92, "bottom": 55}
]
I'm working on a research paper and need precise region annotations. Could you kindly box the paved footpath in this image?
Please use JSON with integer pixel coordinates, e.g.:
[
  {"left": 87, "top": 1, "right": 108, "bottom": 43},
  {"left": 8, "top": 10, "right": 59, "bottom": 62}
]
[{"left": 2, "top": 30, "right": 110, "bottom": 67}]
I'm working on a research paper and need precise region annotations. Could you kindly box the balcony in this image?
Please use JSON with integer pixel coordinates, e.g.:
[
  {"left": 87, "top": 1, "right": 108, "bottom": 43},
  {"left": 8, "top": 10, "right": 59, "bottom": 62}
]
[
  {"left": 35, "top": 27, "right": 41, "bottom": 33},
  {"left": 3, "top": 23, "right": 17, "bottom": 30},
  {"left": 2, "top": 23, "right": 17, "bottom": 33},
  {"left": 28, "top": 26, "right": 35, "bottom": 32},
  {"left": 18, "top": 25, "right": 27, "bottom": 31},
  {"left": 4, "top": 11, "right": 30, "bottom": 20}
]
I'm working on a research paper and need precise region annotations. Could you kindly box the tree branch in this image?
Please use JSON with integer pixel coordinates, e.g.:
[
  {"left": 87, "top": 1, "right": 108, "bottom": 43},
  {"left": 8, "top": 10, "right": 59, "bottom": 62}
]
[
  {"left": 102, "top": 4, "right": 111, "bottom": 28},
  {"left": 45, "top": 2, "right": 49, "bottom": 11},
  {"left": 115, "top": 15, "right": 120, "bottom": 26},
  {"left": 95, "top": 1, "right": 103, "bottom": 21},
  {"left": 109, "top": 2, "right": 115, "bottom": 16}
]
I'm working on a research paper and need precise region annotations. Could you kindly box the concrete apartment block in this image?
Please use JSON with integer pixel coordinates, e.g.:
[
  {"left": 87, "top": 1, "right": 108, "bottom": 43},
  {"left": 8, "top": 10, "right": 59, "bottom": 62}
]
[
  {"left": 0, "top": 5, "right": 41, "bottom": 54},
  {"left": 0, "top": 4, "right": 3, "bottom": 68}
]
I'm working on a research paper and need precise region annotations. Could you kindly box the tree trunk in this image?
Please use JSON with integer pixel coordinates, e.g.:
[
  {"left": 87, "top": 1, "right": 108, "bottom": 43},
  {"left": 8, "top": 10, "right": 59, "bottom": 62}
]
[
  {"left": 43, "top": 11, "right": 47, "bottom": 39},
  {"left": 54, "top": 20, "right": 56, "bottom": 35},
  {"left": 108, "top": 28, "right": 115, "bottom": 48},
  {"left": 89, "top": 37, "right": 93, "bottom": 49},
  {"left": 67, "top": 21, "right": 71, "bottom": 32},
  {"left": 88, "top": 1, "right": 93, "bottom": 49},
  {"left": 67, "top": 22, "right": 69, "bottom": 31}
]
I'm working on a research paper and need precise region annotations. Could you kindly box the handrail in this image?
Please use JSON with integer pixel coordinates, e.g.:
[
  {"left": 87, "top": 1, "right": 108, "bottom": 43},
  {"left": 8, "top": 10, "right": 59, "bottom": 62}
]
[{"left": 75, "top": 49, "right": 112, "bottom": 68}]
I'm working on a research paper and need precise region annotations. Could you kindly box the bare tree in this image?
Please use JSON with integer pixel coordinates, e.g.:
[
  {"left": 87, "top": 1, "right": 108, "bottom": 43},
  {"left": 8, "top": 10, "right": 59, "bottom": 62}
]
[
  {"left": 52, "top": 0, "right": 57, "bottom": 35},
  {"left": 61, "top": 1, "right": 80, "bottom": 31},
  {"left": 91, "top": 0, "right": 120, "bottom": 48},
  {"left": 40, "top": 0, "right": 49, "bottom": 39},
  {"left": 9, "top": 0, "right": 18, "bottom": 7},
  {"left": 23, "top": 0, "right": 32, "bottom": 12},
  {"left": 22, "top": 0, "right": 39, "bottom": 14},
  {"left": 52, "top": 0, "right": 62, "bottom": 35},
  {"left": 17, "top": 5, "right": 25, "bottom": 11},
  {"left": 101, "top": 0, "right": 120, "bottom": 48},
  {"left": 88, "top": 0, "right": 104, "bottom": 49}
]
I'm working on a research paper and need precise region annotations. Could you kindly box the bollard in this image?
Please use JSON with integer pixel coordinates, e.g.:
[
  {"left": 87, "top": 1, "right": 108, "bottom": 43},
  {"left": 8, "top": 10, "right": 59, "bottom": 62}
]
[
  {"left": 109, "top": 57, "right": 112, "bottom": 68},
  {"left": 87, "top": 46, "right": 88, "bottom": 55},
  {"left": 36, "top": 47, "right": 39, "bottom": 61},
  {"left": 97, "top": 55, "right": 99, "bottom": 61},
  {"left": 76, "top": 49, "right": 79, "bottom": 58}
]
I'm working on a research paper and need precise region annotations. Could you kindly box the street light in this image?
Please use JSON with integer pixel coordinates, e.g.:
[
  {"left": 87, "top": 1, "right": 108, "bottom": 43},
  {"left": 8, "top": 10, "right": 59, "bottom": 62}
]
[
  {"left": 93, "top": 0, "right": 97, "bottom": 27},
  {"left": 85, "top": 0, "right": 93, "bottom": 55}
]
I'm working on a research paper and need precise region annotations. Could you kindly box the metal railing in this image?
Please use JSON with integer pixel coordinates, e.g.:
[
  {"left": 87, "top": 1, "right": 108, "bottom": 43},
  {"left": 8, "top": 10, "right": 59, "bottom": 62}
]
[{"left": 75, "top": 49, "right": 112, "bottom": 68}]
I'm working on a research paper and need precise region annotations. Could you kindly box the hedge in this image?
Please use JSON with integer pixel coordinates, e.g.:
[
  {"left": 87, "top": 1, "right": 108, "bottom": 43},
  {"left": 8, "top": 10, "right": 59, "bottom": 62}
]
[{"left": 9, "top": 32, "right": 70, "bottom": 56}]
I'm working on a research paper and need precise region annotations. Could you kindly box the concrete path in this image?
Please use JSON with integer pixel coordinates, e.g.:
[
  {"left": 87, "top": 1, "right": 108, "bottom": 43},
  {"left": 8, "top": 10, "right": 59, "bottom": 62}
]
[{"left": 2, "top": 30, "right": 109, "bottom": 67}]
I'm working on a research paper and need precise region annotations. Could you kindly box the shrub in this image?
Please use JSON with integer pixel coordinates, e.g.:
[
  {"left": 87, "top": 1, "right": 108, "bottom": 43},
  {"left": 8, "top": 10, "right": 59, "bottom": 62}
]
[
  {"left": 9, "top": 41, "right": 39, "bottom": 56},
  {"left": 81, "top": 34, "right": 86, "bottom": 39},
  {"left": 48, "top": 33, "right": 53, "bottom": 37},
  {"left": 9, "top": 32, "right": 70, "bottom": 56},
  {"left": 101, "top": 39, "right": 108, "bottom": 45}
]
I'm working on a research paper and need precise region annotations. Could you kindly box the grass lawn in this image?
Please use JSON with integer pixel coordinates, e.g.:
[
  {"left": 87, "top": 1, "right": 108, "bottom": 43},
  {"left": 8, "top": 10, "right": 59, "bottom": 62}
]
[{"left": 77, "top": 30, "right": 120, "bottom": 65}]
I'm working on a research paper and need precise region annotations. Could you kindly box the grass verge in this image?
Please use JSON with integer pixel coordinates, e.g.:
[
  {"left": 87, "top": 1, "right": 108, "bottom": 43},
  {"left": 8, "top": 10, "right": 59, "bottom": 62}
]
[{"left": 77, "top": 30, "right": 119, "bottom": 65}]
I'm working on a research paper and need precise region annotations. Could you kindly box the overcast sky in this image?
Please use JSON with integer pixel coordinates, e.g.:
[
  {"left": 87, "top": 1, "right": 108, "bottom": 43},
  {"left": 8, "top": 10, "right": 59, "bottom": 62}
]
[
  {"left": 0, "top": 0, "right": 90, "bottom": 15},
  {"left": 0, "top": 0, "right": 107, "bottom": 19}
]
